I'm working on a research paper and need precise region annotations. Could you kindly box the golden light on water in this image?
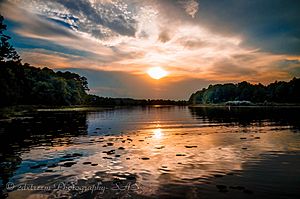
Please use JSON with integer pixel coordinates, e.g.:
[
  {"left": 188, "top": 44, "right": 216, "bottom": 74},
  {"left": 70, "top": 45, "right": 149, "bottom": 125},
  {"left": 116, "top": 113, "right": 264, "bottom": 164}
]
[
  {"left": 153, "top": 128, "right": 163, "bottom": 139},
  {"left": 147, "top": 67, "right": 168, "bottom": 80}
]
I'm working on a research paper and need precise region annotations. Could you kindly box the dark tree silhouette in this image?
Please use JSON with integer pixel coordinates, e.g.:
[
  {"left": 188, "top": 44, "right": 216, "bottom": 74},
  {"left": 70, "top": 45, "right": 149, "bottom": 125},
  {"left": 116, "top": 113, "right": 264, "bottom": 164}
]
[
  {"left": 0, "top": 15, "right": 20, "bottom": 62},
  {"left": 0, "top": 15, "right": 89, "bottom": 106},
  {"left": 189, "top": 78, "right": 300, "bottom": 105}
]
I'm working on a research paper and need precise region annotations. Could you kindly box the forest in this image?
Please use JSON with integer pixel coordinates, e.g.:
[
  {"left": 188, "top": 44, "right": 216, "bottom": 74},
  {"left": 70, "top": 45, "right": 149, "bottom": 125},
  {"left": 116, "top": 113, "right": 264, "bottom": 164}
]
[
  {"left": 0, "top": 61, "right": 90, "bottom": 106},
  {"left": 189, "top": 78, "right": 300, "bottom": 105}
]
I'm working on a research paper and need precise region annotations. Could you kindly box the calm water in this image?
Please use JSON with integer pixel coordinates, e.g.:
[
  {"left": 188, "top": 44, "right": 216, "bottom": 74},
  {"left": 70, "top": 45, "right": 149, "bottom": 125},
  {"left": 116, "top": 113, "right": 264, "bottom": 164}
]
[{"left": 0, "top": 106, "right": 300, "bottom": 198}]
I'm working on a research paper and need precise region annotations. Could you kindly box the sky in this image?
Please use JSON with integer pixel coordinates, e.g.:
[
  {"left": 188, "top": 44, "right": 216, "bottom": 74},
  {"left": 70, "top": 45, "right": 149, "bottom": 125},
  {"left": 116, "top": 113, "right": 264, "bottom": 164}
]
[{"left": 1, "top": 0, "right": 300, "bottom": 99}]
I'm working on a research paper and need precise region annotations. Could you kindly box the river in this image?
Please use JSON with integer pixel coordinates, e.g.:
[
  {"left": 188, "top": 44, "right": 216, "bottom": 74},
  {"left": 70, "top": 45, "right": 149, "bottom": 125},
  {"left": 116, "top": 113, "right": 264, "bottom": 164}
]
[{"left": 0, "top": 106, "right": 299, "bottom": 198}]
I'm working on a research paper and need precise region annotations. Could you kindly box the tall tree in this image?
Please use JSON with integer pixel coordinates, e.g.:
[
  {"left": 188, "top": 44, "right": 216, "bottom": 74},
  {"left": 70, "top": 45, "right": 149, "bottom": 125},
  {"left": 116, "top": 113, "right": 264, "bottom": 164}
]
[{"left": 0, "top": 14, "right": 20, "bottom": 62}]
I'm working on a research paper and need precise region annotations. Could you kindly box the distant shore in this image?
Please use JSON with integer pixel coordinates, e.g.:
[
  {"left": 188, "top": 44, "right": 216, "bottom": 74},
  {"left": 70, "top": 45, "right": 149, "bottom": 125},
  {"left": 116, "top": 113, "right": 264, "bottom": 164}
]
[{"left": 189, "top": 103, "right": 300, "bottom": 108}]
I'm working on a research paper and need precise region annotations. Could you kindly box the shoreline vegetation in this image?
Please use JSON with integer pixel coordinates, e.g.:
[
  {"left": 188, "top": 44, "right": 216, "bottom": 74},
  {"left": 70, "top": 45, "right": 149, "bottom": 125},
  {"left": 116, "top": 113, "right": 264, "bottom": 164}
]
[
  {"left": 1, "top": 15, "right": 299, "bottom": 113},
  {"left": 189, "top": 78, "right": 300, "bottom": 105}
]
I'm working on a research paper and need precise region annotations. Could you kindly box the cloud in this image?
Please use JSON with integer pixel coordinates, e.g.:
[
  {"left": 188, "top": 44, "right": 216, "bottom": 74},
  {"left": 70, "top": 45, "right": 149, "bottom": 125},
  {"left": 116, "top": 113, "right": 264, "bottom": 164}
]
[
  {"left": 195, "top": 0, "right": 300, "bottom": 55},
  {"left": 8, "top": 0, "right": 139, "bottom": 38},
  {"left": 0, "top": 1, "right": 115, "bottom": 56},
  {"left": 209, "top": 59, "right": 258, "bottom": 77},
  {"left": 158, "top": 30, "right": 170, "bottom": 43},
  {"left": 178, "top": 0, "right": 199, "bottom": 18},
  {"left": 53, "top": 0, "right": 137, "bottom": 36},
  {"left": 18, "top": 48, "right": 145, "bottom": 72},
  {"left": 273, "top": 59, "right": 300, "bottom": 77}
]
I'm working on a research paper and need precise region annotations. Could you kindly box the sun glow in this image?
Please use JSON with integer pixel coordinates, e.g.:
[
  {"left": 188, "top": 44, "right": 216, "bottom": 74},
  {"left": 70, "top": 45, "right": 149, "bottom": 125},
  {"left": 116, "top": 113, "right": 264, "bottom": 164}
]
[
  {"left": 147, "top": 67, "right": 168, "bottom": 79},
  {"left": 153, "top": 128, "right": 163, "bottom": 139}
]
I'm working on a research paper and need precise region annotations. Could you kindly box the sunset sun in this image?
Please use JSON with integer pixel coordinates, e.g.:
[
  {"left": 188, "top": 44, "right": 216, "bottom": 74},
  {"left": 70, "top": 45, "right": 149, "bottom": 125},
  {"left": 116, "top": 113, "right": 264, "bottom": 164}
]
[{"left": 147, "top": 67, "right": 168, "bottom": 80}]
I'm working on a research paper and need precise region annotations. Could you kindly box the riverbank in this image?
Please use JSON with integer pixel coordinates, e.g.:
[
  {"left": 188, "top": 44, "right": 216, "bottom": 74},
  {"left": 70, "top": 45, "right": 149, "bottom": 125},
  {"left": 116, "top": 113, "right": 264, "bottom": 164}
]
[{"left": 0, "top": 105, "right": 106, "bottom": 119}]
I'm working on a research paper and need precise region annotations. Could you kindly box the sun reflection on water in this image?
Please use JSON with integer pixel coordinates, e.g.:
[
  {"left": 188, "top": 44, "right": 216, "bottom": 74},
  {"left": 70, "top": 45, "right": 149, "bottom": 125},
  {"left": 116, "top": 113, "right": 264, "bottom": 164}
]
[{"left": 153, "top": 128, "right": 163, "bottom": 139}]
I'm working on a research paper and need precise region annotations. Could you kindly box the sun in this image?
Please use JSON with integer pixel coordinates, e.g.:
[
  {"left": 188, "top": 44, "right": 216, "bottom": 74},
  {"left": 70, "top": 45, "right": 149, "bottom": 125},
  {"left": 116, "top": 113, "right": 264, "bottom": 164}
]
[{"left": 147, "top": 67, "right": 168, "bottom": 79}]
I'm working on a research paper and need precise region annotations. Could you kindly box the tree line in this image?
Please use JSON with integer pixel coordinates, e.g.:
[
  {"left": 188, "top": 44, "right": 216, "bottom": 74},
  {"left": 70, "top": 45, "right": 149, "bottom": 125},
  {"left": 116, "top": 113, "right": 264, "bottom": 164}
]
[
  {"left": 189, "top": 78, "right": 300, "bottom": 105},
  {"left": 85, "top": 95, "right": 187, "bottom": 106}
]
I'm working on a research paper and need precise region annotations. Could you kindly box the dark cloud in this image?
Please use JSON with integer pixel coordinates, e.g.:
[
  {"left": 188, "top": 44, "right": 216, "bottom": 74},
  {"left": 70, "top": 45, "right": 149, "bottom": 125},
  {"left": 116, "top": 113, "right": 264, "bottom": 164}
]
[
  {"left": 290, "top": 67, "right": 300, "bottom": 77},
  {"left": 212, "top": 59, "right": 258, "bottom": 76},
  {"left": 196, "top": 0, "right": 300, "bottom": 55},
  {"left": 54, "top": 0, "right": 137, "bottom": 37},
  {"left": 275, "top": 59, "right": 300, "bottom": 77},
  {"left": 177, "top": 38, "right": 208, "bottom": 49},
  {"left": 277, "top": 59, "right": 300, "bottom": 68},
  {"left": 158, "top": 30, "right": 170, "bottom": 43},
  {"left": 0, "top": 1, "right": 77, "bottom": 39},
  {"left": 46, "top": 12, "right": 79, "bottom": 31}
]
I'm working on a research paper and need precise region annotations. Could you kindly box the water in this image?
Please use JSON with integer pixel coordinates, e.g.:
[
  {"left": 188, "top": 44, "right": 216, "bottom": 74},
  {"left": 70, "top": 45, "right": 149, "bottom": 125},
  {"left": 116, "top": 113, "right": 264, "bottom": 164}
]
[{"left": 0, "top": 106, "right": 300, "bottom": 198}]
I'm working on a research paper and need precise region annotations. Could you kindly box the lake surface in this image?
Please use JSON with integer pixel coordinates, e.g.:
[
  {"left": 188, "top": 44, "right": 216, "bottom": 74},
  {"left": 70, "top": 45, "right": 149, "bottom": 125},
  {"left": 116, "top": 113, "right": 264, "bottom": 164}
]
[{"left": 0, "top": 106, "right": 300, "bottom": 198}]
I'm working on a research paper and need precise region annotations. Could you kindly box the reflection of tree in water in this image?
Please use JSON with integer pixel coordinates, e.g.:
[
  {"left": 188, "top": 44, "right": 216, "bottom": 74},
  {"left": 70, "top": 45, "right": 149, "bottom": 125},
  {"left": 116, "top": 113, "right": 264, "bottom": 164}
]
[
  {"left": 189, "top": 106, "right": 300, "bottom": 130},
  {"left": 0, "top": 111, "right": 88, "bottom": 196}
]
